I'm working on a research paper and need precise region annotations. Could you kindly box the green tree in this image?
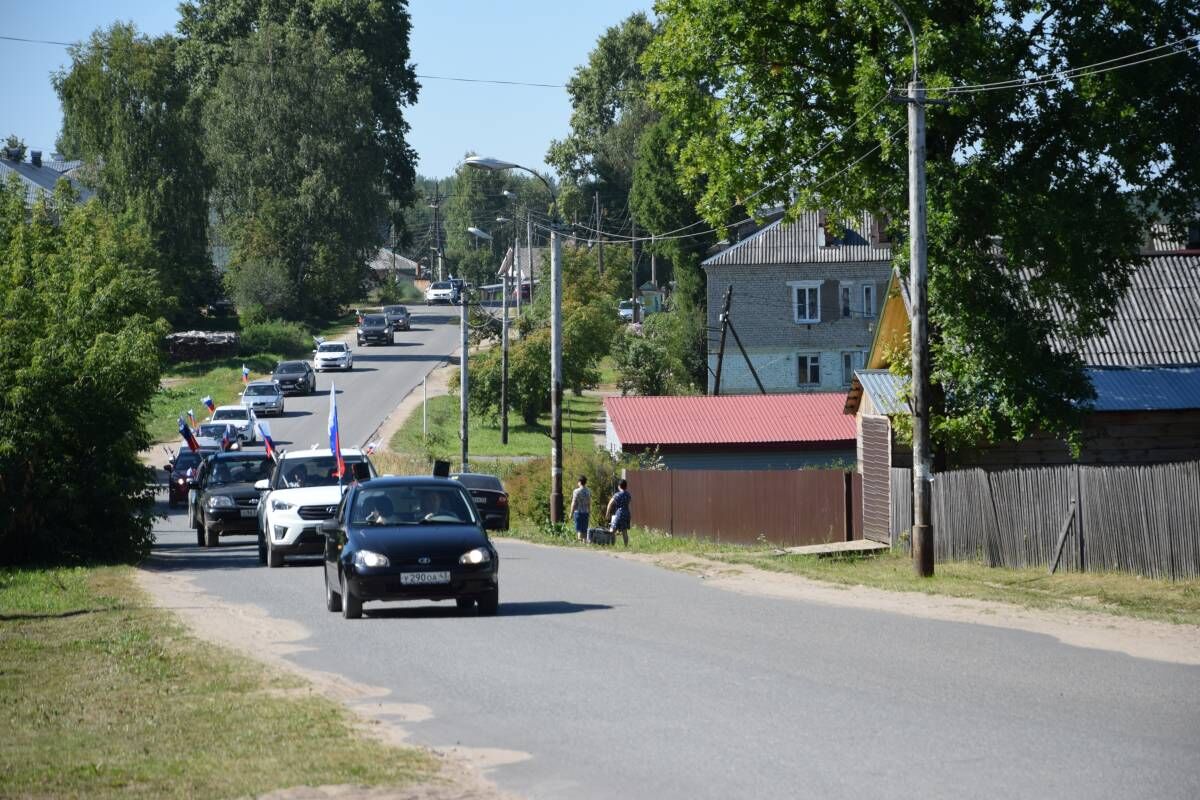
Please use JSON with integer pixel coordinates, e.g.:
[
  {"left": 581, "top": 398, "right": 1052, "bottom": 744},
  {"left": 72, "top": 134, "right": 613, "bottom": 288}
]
[
  {"left": 3, "top": 135, "right": 26, "bottom": 161},
  {"left": 0, "top": 177, "right": 167, "bottom": 564},
  {"left": 647, "top": 0, "right": 1200, "bottom": 446},
  {"left": 54, "top": 23, "right": 214, "bottom": 323},
  {"left": 203, "top": 24, "right": 386, "bottom": 319}
]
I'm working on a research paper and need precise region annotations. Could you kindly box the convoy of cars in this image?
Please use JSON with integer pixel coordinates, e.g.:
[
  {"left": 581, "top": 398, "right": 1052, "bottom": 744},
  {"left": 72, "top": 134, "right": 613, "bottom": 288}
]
[{"left": 164, "top": 303, "right": 509, "bottom": 618}]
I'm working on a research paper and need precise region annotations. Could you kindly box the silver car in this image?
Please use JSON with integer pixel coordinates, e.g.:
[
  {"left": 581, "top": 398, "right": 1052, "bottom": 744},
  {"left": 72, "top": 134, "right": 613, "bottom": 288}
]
[{"left": 240, "top": 380, "right": 285, "bottom": 416}]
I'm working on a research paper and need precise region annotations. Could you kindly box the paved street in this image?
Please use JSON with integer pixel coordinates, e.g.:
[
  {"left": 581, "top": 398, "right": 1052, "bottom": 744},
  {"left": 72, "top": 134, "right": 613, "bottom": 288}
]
[{"left": 149, "top": 314, "right": 1200, "bottom": 800}]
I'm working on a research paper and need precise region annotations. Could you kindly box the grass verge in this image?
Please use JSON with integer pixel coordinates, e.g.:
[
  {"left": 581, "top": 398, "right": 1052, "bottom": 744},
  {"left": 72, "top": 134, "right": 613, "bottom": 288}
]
[
  {"left": 0, "top": 566, "right": 437, "bottom": 799},
  {"left": 391, "top": 393, "right": 603, "bottom": 460},
  {"left": 500, "top": 521, "right": 1200, "bottom": 626},
  {"left": 147, "top": 354, "right": 286, "bottom": 444}
]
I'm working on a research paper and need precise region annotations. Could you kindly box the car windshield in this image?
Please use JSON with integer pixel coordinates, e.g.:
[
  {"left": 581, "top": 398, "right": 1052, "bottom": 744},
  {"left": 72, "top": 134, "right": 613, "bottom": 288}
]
[
  {"left": 431, "top": 282, "right": 450, "bottom": 290},
  {"left": 453, "top": 474, "right": 504, "bottom": 492},
  {"left": 243, "top": 384, "right": 278, "bottom": 396},
  {"left": 618, "top": 301, "right": 633, "bottom": 311},
  {"left": 275, "top": 362, "right": 304, "bottom": 374},
  {"left": 173, "top": 452, "right": 201, "bottom": 471},
  {"left": 212, "top": 409, "right": 247, "bottom": 421},
  {"left": 384, "top": 306, "right": 406, "bottom": 314},
  {"left": 206, "top": 456, "right": 273, "bottom": 486},
  {"left": 276, "top": 456, "right": 370, "bottom": 489},
  {"left": 363, "top": 315, "right": 386, "bottom": 325},
  {"left": 198, "top": 423, "right": 228, "bottom": 438},
  {"left": 351, "top": 485, "right": 476, "bottom": 526},
  {"left": 318, "top": 343, "right": 346, "bottom": 353}
]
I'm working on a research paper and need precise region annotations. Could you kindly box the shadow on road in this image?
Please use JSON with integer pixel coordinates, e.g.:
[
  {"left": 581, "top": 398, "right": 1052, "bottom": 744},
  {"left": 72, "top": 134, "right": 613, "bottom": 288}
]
[
  {"left": 363, "top": 600, "right": 612, "bottom": 619},
  {"left": 353, "top": 353, "right": 452, "bottom": 366},
  {"left": 143, "top": 539, "right": 262, "bottom": 572}
]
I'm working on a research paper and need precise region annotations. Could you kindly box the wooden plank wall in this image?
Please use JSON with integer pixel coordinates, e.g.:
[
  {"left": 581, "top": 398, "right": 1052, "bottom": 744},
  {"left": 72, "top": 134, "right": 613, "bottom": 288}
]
[{"left": 861, "top": 416, "right": 891, "bottom": 544}]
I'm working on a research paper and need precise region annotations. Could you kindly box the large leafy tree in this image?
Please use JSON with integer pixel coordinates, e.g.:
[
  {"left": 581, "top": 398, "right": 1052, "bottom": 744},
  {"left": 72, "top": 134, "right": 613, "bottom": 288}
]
[
  {"left": 54, "top": 23, "right": 214, "bottom": 323},
  {"left": 647, "top": 0, "right": 1200, "bottom": 446},
  {"left": 0, "top": 178, "right": 167, "bottom": 563}
]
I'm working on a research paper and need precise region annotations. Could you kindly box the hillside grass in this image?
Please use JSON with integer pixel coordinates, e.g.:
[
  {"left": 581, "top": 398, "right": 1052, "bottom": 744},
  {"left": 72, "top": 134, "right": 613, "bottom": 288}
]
[{"left": 0, "top": 566, "right": 436, "bottom": 798}]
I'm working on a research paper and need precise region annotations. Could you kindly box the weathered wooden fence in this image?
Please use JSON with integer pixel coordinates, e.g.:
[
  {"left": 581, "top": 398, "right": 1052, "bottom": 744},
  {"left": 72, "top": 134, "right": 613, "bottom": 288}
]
[
  {"left": 889, "top": 461, "right": 1200, "bottom": 579},
  {"left": 624, "top": 469, "right": 860, "bottom": 547}
]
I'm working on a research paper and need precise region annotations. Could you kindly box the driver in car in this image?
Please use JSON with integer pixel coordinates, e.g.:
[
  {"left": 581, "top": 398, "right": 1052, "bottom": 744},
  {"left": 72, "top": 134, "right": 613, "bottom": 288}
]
[
  {"left": 361, "top": 494, "right": 394, "bottom": 525},
  {"left": 287, "top": 466, "right": 307, "bottom": 488}
]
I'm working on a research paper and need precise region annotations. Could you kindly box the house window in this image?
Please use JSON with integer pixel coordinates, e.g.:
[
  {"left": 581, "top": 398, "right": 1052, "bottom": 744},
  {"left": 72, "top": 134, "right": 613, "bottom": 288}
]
[
  {"left": 798, "top": 354, "right": 821, "bottom": 386},
  {"left": 788, "top": 281, "right": 822, "bottom": 324},
  {"left": 863, "top": 284, "right": 876, "bottom": 318},
  {"left": 842, "top": 351, "right": 865, "bottom": 387},
  {"left": 840, "top": 285, "right": 852, "bottom": 318}
]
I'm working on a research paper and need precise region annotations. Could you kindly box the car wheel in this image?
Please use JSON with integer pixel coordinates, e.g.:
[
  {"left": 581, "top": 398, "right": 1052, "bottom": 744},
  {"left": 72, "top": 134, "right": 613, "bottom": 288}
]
[
  {"left": 257, "top": 531, "right": 267, "bottom": 565},
  {"left": 340, "top": 571, "right": 362, "bottom": 619},
  {"left": 266, "top": 539, "right": 283, "bottom": 568},
  {"left": 325, "top": 569, "right": 342, "bottom": 613},
  {"left": 477, "top": 588, "right": 499, "bottom": 617},
  {"left": 455, "top": 597, "right": 476, "bottom": 614},
  {"left": 204, "top": 522, "right": 218, "bottom": 548}
]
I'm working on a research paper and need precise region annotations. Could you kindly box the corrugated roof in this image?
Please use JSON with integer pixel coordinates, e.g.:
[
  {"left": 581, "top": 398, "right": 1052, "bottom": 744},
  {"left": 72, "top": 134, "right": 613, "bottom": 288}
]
[
  {"left": 702, "top": 211, "right": 892, "bottom": 268},
  {"left": 1086, "top": 367, "right": 1200, "bottom": 412},
  {"left": 0, "top": 158, "right": 93, "bottom": 205},
  {"left": 853, "top": 369, "right": 908, "bottom": 415},
  {"left": 604, "top": 393, "right": 855, "bottom": 448}
]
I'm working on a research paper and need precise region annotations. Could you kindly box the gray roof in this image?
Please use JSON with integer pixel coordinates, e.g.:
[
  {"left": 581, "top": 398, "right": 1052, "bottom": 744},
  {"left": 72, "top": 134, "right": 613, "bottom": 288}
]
[
  {"left": 1086, "top": 367, "right": 1200, "bottom": 412},
  {"left": 852, "top": 369, "right": 907, "bottom": 415},
  {"left": 702, "top": 211, "right": 892, "bottom": 268},
  {"left": 369, "top": 248, "right": 420, "bottom": 273},
  {"left": 0, "top": 157, "right": 93, "bottom": 206}
]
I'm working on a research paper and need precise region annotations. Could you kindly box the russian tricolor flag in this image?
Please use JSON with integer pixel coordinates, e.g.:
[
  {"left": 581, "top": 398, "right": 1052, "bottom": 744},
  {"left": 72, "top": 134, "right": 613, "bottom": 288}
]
[
  {"left": 257, "top": 421, "right": 276, "bottom": 461},
  {"left": 186, "top": 409, "right": 198, "bottom": 431},
  {"left": 202, "top": 395, "right": 215, "bottom": 415},
  {"left": 328, "top": 383, "right": 345, "bottom": 479},
  {"left": 221, "top": 425, "right": 233, "bottom": 451},
  {"left": 178, "top": 417, "right": 200, "bottom": 453},
  {"left": 242, "top": 364, "right": 250, "bottom": 384}
]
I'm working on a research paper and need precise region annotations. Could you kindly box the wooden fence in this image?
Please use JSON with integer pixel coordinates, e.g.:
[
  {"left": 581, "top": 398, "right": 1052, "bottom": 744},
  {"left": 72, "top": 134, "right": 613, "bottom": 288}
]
[
  {"left": 624, "top": 469, "right": 860, "bottom": 547},
  {"left": 889, "top": 461, "right": 1200, "bottom": 579}
]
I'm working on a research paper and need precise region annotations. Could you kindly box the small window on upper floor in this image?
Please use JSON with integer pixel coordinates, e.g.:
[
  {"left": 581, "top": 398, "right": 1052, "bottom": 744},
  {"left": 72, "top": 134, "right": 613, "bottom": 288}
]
[
  {"left": 789, "top": 281, "right": 821, "bottom": 324},
  {"left": 840, "top": 285, "right": 852, "bottom": 318},
  {"left": 798, "top": 354, "right": 821, "bottom": 386},
  {"left": 863, "top": 284, "right": 876, "bottom": 318}
]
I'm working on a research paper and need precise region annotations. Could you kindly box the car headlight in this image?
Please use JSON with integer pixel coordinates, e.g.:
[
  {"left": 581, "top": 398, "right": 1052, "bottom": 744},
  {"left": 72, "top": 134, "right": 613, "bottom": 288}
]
[
  {"left": 354, "top": 550, "right": 390, "bottom": 568},
  {"left": 271, "top": 499, "right": 294, "bottom": 512},
  {"left": 175, "top": 478, "right": 186, "bottom": 485},
  {"left": 207, "top": 495, "right": 235, "bottom": 509},
  {"left": 357, "top": 328, "right": 363, "bottom": 334},
  {"left": 459, "top": 547, "right": 491, "bottom": 565}
]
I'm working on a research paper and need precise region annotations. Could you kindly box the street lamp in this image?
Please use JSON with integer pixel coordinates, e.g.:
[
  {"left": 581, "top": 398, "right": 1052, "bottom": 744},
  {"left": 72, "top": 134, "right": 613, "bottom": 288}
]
[{"left": 464, "top": 155, "right": 564, "bottom": 524}]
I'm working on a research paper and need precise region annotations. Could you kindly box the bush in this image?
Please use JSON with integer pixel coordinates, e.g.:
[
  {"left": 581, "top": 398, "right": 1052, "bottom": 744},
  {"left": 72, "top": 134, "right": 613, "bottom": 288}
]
[
  {"left": 505, "top": 448, "right": 621, "bottom": 526},
  {"left": 375, "top": 278, "right": 422, "bottom": 305},
  {"left": 238, "top": 319, "right": 312, "bottom": 357}
]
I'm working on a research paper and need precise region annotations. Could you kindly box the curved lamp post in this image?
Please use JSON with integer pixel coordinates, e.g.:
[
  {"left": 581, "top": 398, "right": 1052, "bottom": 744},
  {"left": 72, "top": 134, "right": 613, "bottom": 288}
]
[{"left": 464, "top": 156, "right": 564, "bottom": 524}]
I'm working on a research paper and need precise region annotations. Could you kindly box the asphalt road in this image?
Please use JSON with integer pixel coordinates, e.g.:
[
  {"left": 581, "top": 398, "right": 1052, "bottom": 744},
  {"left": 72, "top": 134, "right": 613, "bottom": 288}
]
[{"left": 150, "top": 312, "right": 1200, "bottom": 800}]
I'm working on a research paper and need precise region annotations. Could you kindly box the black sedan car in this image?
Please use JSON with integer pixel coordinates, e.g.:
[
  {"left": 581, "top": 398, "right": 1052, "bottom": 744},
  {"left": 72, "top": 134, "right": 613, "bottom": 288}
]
[
  {"left": 383, "top": 304, "right": 411, "bottom": 331},
  {"left": 451, "top": 472, "right": 509, "bottom": 531},
  {"left": 165, "top": 447, "right": 213, "bottom": 507},
  {"left": 322, "top": 477, "right": 499, "bottom": 619},
  {"left": 356, "top": 314, "right": 393, "bottom": 346},
  {"left": 272, "top": 360, "right": 317, "bottom": 395},
  {"left": 192, "top": 451, "right": 275, "bottom": 548}
]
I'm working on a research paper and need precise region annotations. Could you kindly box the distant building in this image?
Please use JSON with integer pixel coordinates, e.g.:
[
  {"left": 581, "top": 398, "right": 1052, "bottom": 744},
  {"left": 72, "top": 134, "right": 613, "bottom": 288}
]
[{"left": 0, "top": 148, "right": 92, "bottom": 206}]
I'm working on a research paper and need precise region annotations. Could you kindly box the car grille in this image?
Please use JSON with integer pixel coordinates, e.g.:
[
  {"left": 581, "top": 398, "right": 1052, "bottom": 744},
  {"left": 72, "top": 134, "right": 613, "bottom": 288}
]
[
  {"left": 298, "top": 504, "right": 338, "bottom": 520},
  {"left": 236, "top": 497, "right": 259, "bottom": 508}
]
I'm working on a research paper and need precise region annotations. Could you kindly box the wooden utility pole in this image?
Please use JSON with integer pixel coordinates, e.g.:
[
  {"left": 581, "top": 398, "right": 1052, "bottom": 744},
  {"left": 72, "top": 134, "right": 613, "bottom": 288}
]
[
  {"left": 501, "top": 272, "right": 509, "bottom": 445},
  {"left": 631, "top": 217, "right": 640, "bottom": 323},
  {"left": 712, "top": 286, "right": 732, "bottom": 395},
  {"left": 459, "top": 282, "right": 469, "bottom": 473}
]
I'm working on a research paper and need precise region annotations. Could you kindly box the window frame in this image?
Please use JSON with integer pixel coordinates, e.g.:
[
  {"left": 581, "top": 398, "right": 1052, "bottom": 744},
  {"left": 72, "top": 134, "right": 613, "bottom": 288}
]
[
  {"left": 788, "top": 280, "right": 823, "bottom": 324},
  {"left": 839, "top": 282, "right": 853, "bottom": 318},
  {"left": 797, "top": 353, "right": 822, "bottom": 386},
  {"left": 862, "top": 283, "right": 876, "bottom": 318}
]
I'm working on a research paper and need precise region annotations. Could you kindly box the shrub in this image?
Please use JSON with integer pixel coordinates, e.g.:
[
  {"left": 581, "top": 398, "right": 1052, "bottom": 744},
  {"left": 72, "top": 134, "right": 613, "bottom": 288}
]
[
  {"left": 504, "top": 448, "right": 621, "bottom": 526},
  {"left": 239, "top": 319, "right": 312, "bottom": 357}
]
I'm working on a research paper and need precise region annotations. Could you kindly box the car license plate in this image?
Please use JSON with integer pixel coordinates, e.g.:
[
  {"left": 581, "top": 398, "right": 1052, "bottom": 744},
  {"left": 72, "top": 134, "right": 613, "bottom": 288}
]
[
  {"left": 400, "top": 571, "right": 450, "bottom": 585},
  {"left": 472, "top": 497, "right": 486, "bottom": 505},
  {"left": 240, "top": 509, "right": 257, "bottom": 518}
]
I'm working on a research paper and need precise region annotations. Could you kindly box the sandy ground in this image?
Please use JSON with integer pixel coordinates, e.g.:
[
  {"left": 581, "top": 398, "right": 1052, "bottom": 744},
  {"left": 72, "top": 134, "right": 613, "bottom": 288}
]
[
  {"left": 136, "top": 568, "right": 518, "bottom": 800},
  {"left": 598, "top": 548, "right": 1200, "bottom": 665}
]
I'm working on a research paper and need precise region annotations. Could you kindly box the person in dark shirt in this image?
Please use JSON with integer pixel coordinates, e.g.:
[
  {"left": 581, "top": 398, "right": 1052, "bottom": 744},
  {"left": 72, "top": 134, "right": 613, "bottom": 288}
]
[{"left": 606, "top": 479, "right": 632, "bottom": 547}]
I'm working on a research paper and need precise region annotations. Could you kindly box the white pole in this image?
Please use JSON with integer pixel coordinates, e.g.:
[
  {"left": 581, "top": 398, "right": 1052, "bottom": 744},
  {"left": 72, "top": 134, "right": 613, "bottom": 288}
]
[
  {"left": 422, "top": 375, "right": 427, "bottom": 438},
  {"left": 460, "top": 289, "right": 469, "bottom": 473},
  {"left": 550, "top": 229, "right": 563, "bottom": 523}
]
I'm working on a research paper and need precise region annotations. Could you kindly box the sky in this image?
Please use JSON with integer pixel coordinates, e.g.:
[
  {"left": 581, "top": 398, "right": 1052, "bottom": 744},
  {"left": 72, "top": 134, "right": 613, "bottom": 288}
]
[{"left": 0, "top": 0, "right": 652, "bottom": 179}]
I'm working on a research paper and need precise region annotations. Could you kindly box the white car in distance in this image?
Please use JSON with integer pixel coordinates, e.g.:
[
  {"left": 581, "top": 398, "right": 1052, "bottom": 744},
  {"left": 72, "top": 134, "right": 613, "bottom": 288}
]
[
  {"left": 255, "top": 448, "right": 376, "bottom": 567},
  {"left": 210, "top": 405, "right": 258, "bottom": 443},
  {"left": 425, "top": 281, "right": 455, "bottom": 305},
  {"left": 313, "top": 340, "right": 353, "bottom": 372}
]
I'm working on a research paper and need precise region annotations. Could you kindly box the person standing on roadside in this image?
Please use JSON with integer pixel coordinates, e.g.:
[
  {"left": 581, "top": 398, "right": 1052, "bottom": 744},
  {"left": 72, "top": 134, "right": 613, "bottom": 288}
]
[
  {"left": 606, "top": 479, "right": 632, "bottom": 546},
  {"left": 569, "top": 476, "right": 592, "bottom": 541}
]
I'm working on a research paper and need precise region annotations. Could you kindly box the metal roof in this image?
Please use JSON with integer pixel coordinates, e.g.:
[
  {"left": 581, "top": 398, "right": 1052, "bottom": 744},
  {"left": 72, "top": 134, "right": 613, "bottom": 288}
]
[
  {"left": 846, "top": 369, "right": 907, "bottom": 416},
  {"left": 1086, "top": 367, "right": 1200, "bottom": 412},
  {"left": 0, "top": 157, "right": 93, "bottom": 205},
  {"left": 604, "top": 393, "right": 855, "bottom": 448},
  {"left": 702, "top": 211, "right": 892, "bottom": 268}
]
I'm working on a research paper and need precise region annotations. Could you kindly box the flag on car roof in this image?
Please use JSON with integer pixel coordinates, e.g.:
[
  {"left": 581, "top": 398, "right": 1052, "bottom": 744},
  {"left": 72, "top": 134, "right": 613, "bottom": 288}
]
[
  {"left": 221, "top": 424, "right": 234, "bottom": 451},
  {"left": 258, "top": 421, "right": 276, "bottom": 461},
  {"left": 328, "top": 383, "right": 345, "bottom": 479},
  {"left": 178, "top": 417, "right": 200, "bottom": 453},
  {"left": 186, "top": 409, "right": 197, "bottom": 431},
  {"left": 241, "top": 364, "right": 250, "bottom": 384},
  {"left": 202, "top": 395, "right": 215, "bottom": 414}
]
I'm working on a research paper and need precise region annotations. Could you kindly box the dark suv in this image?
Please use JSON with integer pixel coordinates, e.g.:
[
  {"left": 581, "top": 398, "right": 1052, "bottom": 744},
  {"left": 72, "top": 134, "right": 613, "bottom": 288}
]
[
  {"left": 190, "top": 451, "right": 275, "bottom": 547},
  {"left": 272, "top": 360, "right": 316, "bottom": 395},
  {"left": 383, "top": 305, "right": 411, "bottom": 331},
  {"left": 164, "top": 447, "right": 214, "bottom": 508},
  {"left": 357, "top": 314, "right": 393, "bottom": 346}
]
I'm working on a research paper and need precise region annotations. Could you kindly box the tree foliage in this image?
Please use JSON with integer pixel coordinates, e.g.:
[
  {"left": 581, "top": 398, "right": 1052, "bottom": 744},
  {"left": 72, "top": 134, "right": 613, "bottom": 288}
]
[
  {"left": 647, "top": 0, "right": 1200, "bottom": 445},
  {"left": 0, "top": 178, "right": 166, "bottom": 564},
  {"left": 54, "top": 23, "right": 214, "bottom": 323}
]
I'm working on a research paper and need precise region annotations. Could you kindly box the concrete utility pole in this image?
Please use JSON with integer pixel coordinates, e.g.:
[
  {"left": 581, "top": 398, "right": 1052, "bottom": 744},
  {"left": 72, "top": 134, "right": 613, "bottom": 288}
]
[
  {"left": 712, "top": 286, "right": 732, "bottom": 395},
  {"left": 650, "top": 234, "right": 658, "bottom": 288},
  {"left": 430, "top": 182, "right": 445, "bottom": 282},
  {"left": 501, "top": 272, "right": 509, "bottom": 445},
  {"left": 550, "top": 229, "right": 564, "bottom": 523},
  {"left": 460, "top": 285, "right": 469, "bottom": 473},
  {"left": 513, "top": 224, "right": 522, "bottom": 318},
  {"left": 526, "top": 211, "right": 533, "bottom": 313}
]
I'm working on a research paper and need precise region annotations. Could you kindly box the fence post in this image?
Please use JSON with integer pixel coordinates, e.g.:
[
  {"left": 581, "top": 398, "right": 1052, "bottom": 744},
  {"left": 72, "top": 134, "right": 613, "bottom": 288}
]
[
  {"left": 1075, "top": 464, "right": 1085, "bottom": 571},
  {"left": 844, "top": 472, "right": 853, "bottom": 542},
  {"left": 1049, "top": 499, "right": 1077, "bottom": 575}
]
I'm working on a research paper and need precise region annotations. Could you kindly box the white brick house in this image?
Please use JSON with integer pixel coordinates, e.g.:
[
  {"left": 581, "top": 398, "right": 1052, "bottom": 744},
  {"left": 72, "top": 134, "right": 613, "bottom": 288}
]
[{"left": 703, "top": 211, "right": 893, "bottom": 394}]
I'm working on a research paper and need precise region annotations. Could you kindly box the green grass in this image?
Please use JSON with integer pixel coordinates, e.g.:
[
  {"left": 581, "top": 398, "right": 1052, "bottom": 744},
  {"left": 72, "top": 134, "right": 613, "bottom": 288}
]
[
  {"left": 146, "top": 355, "right": 286, "bottom": 444},
  {"left": 500, "top": 522, "right": 1200, "bottom": 626},
  {"left": 0, "top": 566, "right": 437, "bottom": 799},
  {"left": 390, "top": 392, "right": 603, "bottom": 459}
]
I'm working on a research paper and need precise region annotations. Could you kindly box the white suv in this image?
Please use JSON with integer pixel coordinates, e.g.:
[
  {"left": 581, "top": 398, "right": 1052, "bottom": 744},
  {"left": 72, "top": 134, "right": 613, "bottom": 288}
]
[
  {"left": 210, "top": 405, "right": 258, "bottom": 443},
  {"left": 255, "top": 448, "right": 376, "bottom": 567},
  {"left": 313, "top": 340, "right": 353, "bottom": 371},
  {"left": 425, "top": 281, "right": 455, "bottom": 304}
]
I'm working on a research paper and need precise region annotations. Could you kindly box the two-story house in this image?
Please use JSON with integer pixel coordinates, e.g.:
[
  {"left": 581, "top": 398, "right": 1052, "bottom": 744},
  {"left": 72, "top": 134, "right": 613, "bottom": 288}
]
[{"left": 703, "top": 211, "right": 893, "bottom": 394}]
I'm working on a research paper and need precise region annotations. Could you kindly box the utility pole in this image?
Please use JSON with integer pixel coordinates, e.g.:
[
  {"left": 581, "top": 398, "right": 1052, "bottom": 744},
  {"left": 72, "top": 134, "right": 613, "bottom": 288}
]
[
  {"left": 550, "top": 228, "right": 564, "bottom": 523},
  {"left": 501, "top": 271, "right": 509, "bottom": 445},
  {"left": 526, "top": 211, "right": 534, "bottom": 309},
  {"left": 631, "top": 217, "right": 640, "bottom": 323},
  {"left": 431, "top": 182, "right": 445, "bottom": 281},
  {"left": 459, "top": 283, "right": 469, "bottom": 473},
  {"left": 712, "top": 286, "right": 732, "bottom": 395},
  {"left": 650, "top": 234, "right": 658, "bottom": 288},
  {"left": 595, "top": 191, "right": 604, "bottom": 276},
  {"left": 513, "top": 222, "right": 522, "bottom": 318}
]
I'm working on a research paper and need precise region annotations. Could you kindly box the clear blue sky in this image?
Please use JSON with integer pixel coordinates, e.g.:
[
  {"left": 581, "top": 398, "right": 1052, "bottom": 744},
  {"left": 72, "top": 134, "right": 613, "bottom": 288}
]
[{"left": 0, "top": 0, "right": 652, "bottom": 178}]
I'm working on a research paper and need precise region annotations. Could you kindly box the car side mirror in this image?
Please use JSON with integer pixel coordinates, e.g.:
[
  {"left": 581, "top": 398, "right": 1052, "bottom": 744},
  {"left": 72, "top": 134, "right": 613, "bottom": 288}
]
[
  {"left": 320, "top": 519, "right": 341, "bottom": 535},
  {"left": 255, "top": 479, "right": 269, "bottom": 491},
  {"left": 163, "top": 464, "right": 173, "bottom": 473}
]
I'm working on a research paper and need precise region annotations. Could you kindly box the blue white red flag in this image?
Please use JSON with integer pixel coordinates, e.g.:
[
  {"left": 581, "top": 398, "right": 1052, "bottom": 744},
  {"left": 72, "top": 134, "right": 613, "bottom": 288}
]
[
  {"left": 257, "top": 421, "right": 276, "bottom": 461},
  {"left": 221, "top": 425, "right": 233, "bottom": 451},
  {"left": 178, "top": 417, "right": 200, "bottom": 453},
  {"left": 202, "top": 395, "right": 215, "bottom": 414},
  {"left": 242, "top": 364, "right": 250, "bottom": 384},
  {"left": 186, "top": 409, "right": 198, "bottom": 431},
  {"left": 328, "top": 383, "right": 345, "bottom": 479}
]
